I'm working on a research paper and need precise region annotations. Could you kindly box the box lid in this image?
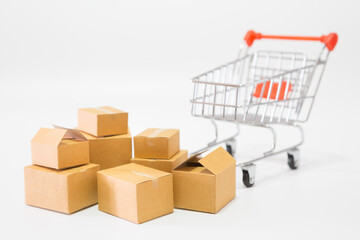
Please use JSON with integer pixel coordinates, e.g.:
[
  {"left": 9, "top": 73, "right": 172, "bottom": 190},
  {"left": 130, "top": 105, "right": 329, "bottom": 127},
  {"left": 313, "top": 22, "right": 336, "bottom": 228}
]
[
  {"left": 25, "top": 164, "right": 98, "bottom": 176},
  {"left": 185, "top": 151, "right": 204, "bottom": 163},
  {"left": 98, "top": 163, "right": 170, "bottom": 185},
  {"left": 136, "top": 128, "right": 178, "bottom": 138},
  {"left": 198, "top": 147, "right": 235, "bottom": 175},
  {"left": 80, "top": 106, "right": 126, "bottom": 115},
  {"left": 31, "top": 127, "right": 87, "bottom": 146}
]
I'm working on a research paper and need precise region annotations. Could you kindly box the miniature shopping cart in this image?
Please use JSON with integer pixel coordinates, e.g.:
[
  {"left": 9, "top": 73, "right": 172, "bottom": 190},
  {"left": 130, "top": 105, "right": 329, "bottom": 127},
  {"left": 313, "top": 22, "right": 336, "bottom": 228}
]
[{"left": 191, "top": 30, "right": 337, "bottom": 187}]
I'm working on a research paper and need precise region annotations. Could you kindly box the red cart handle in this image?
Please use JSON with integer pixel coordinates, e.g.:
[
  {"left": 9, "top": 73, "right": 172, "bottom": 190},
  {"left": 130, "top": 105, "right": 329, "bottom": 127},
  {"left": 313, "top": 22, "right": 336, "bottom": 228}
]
[{"left": 244, "top": 30, "right": 338, "bottom": 51}]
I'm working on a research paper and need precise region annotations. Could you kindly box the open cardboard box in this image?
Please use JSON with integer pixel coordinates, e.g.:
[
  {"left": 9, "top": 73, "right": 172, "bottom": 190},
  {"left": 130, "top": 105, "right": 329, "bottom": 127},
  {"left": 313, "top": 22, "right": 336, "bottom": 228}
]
[
  {"left": 173, "top": 146, "right": 236, "bottom": 214},
  {"left": 31, "top": 126, "right": 89, "bottom": 169}
]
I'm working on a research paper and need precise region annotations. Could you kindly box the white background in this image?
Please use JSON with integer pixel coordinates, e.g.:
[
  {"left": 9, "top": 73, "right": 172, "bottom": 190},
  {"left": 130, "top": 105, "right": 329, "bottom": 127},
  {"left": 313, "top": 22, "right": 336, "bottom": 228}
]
[{"left": 1, "top": 0, "right": 359, "bottom": 239}]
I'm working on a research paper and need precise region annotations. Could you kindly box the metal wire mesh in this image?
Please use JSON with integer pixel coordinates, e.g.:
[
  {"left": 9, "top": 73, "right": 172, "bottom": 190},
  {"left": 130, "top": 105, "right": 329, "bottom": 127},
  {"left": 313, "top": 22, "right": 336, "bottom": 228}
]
[{"left": 191, "top": 50, "right": 322, "bottom": 124}]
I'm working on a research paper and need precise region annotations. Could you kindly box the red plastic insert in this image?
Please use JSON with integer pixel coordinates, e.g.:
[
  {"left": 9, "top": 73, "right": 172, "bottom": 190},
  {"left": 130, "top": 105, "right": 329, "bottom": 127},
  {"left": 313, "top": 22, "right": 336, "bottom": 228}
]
[{"left": 253, "top": 81, "right": 293, "bottom": 100}]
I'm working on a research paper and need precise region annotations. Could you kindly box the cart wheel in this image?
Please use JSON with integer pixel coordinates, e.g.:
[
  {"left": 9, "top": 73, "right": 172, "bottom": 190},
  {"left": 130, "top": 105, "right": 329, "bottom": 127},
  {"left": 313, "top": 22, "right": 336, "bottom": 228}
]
[
  {"left": 287, "top": 148, "right": 300, "bottom": 170},
  {"left": 242, "top": 164, "right": 256, "bottom": 188},
  {"left": 225, "top": 139, "right": 236, "bottom": 156}
]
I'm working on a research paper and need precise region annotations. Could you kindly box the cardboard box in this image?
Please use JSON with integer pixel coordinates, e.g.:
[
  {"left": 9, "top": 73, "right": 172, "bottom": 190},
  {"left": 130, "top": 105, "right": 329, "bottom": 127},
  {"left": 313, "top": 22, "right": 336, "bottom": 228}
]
[
  {"left": 78, "top": 106, "right": 128, "bottom": 137},
  {"left": 131, "top": 150, "right": 188, "bottom": 173},
  {"left": 81, "top": 130, "right": 132, "bottom": 170},
  {"left": 24, "top": 164, "right": 99, "bottom": 214},
  {"left": 134, "top": 128, "right": 179, "bottom": 159},
  {"left": 173, "top": 147, "right": 236, "bottom": 213},
  {"left": 31, "top": 127, "right": 89, "bottom": 169},
  {"left": 98, "top": 163, "right": 173, "bottom": 224}
]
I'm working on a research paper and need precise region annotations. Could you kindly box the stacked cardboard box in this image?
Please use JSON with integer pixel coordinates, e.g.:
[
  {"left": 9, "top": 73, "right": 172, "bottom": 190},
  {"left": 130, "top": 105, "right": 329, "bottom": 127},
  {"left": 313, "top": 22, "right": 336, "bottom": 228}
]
[
  {"left": 24, "top": 127, "right": 99, "bottom": 214},
  {"left": 77, "top": 106, "right": 132, "bottom": 170},
  {"left": 97, "top": 128, "right": 184, "bottom": 223},
  {"left": 131, "top": 128, "right": 188, "bottom": 173}
]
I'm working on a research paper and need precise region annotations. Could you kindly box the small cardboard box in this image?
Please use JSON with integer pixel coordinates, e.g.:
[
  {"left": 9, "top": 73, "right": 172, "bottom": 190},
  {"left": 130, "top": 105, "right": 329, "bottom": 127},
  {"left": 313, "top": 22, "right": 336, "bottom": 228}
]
[
  {"left": 81, "top": 129, "right": 132, "bottom": 170},
  {"left": 173, "top": 147, "right": 236, "bottom": 214},
  {"left": 78, "top": 106, "right": 128, "bottom": 137},
  {"left": 31, "top": 127, "right": 89, "bottom": 169},
  {"left": 131, "top": 150, "right": 188, "bottom": 173},
  {"left": 98, "top": 163, "right": 173, "bottom": 224},
  {"left": 24, "top": 164, "right": 99, "bottom": 214},
  {"left": 134, "top": 128, "right": 179, "bottom": 159}
]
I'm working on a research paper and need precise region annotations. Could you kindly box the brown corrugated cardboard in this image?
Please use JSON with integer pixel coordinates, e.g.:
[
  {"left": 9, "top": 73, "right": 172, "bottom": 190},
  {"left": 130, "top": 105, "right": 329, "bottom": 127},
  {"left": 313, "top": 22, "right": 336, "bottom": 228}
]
[
  {"left": 78, "top": 106, "right": 128, "bottom": 137},
  {"left": 31, "top": 127, "right": 89, "bottom": 169},
  {"left": 134, "top": 128, "right": 179, "bottom": 159},
  {"left": 81, "top": 129, "right": 132, "bottom": 170},
  {"left": 98, "top": 163, "right": 173, "bottom": 224},
  {"left": 131, "top": 150, "right": 188, "bottom": 173},
  {"left": 24, "top": 164, "right": 99, "bottom": 214},
  {"left": 173, "top": 146, "right": 236, "bottom": 213}
]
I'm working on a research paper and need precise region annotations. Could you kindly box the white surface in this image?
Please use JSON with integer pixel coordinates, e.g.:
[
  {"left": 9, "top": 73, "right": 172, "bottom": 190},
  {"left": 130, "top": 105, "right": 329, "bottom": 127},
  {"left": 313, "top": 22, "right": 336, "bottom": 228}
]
[{"left": 1, "top": 0, "right": 359, "bottom": 239}]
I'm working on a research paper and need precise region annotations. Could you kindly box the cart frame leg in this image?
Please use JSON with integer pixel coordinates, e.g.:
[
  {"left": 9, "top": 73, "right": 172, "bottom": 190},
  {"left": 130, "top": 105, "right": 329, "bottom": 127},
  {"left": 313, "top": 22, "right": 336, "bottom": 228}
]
[{"left": 237, "top": 124, "right": 304, "bottom": 167}]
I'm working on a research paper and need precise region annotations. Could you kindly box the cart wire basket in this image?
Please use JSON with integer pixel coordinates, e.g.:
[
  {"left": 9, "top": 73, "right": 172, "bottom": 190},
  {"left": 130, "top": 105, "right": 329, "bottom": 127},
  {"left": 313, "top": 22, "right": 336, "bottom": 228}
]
[{"left": 191, "top": 30, "right": 338, "bottom": 187}]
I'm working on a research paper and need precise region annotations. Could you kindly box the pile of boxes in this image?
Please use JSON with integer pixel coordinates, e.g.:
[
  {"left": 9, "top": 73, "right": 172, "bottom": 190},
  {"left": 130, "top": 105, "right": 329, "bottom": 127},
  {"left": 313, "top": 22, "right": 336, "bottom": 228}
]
[
  {"left": 25, "top": 127, "right": 99, "bottom": 214},
  {"left": 78, "top": 106, "right": 132, "bottom": 170},
  {"left": 24, "top": 106, "right": 237, "bottom": 223},
  {"left": 131, "top": 129, "right": 188, "bottom": 173}
]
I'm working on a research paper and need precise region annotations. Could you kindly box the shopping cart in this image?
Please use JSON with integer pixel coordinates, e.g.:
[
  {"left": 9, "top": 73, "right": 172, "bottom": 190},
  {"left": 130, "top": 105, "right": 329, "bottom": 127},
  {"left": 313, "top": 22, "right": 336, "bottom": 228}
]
[{"left": 191, "top": 30, "right": 337, "bottom": 187}]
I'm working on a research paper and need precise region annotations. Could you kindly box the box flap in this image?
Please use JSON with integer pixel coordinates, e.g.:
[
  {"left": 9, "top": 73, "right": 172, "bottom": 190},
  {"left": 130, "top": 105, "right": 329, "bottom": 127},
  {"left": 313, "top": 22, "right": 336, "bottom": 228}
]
[
  {"left": 173, "top": 150, "right": 206, "bottom": 170},
  {"left": 136, "top": 128, "right": 178, "bottom": 138},
  {"left": 198, "top": 147, "right": 235, "bottom": 175},
  {"left": 174, "top": 166, "right": 213, "bottom": 175},
  {"left": 31, "top": 128, "right": 68, "bottom": 146},
  {"left": 186, "top": 151, "right": 205, "bottom": 163},
  {"left": 53, "top": 125, "right": 87, "bottom": 141}
]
